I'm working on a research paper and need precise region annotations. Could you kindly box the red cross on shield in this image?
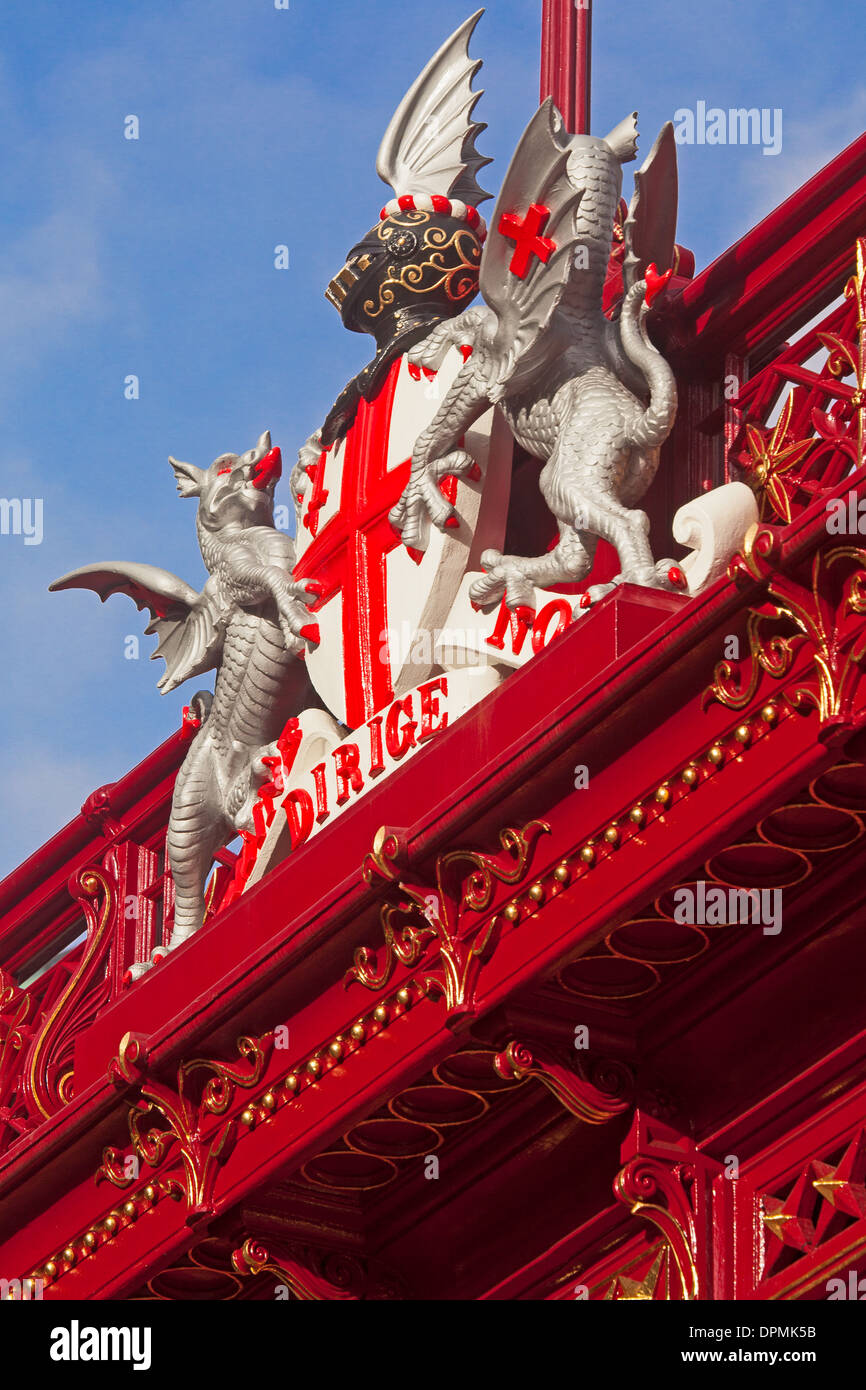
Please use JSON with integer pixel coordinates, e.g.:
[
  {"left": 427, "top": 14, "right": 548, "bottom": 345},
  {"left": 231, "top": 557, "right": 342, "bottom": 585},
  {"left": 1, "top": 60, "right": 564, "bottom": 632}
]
[{"left": 293, "top": 348, "right": 511, "bottom": 730}]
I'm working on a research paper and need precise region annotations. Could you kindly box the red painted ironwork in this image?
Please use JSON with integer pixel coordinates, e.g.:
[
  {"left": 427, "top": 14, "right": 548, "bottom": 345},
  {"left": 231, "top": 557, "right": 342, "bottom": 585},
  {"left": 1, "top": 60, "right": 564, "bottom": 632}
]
[
  {"left": 3, "top": 33, "right": 866, "bottom": 1306},
  {"left": 541, "top": 0, "right": 591, "bottom": 135}
]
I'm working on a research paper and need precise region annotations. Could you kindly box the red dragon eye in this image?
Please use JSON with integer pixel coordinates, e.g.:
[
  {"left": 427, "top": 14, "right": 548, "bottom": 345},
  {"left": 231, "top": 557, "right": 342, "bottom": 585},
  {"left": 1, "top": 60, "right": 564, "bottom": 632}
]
[{"left": 217, "top": 467, "right": 232, "bottom": 475}]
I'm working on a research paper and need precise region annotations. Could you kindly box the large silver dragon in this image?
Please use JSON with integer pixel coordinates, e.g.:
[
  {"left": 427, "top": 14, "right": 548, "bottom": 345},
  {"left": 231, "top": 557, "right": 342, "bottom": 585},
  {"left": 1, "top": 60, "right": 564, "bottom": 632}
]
[
  {"left": 389, "top": 98, "right": 681, "bottom": 608},
  {"left": 48, "top": 12, "right": 499, "bottom": 979},
  {"left": 51, "top": 432, "right": 322, "bottom": 974}
]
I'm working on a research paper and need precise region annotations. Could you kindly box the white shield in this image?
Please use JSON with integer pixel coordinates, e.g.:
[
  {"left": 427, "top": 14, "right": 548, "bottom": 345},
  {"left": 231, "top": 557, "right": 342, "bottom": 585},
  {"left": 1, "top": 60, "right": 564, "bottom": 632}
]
[{"left": 294, "top": 346, "right": 510, "bottom": 729}]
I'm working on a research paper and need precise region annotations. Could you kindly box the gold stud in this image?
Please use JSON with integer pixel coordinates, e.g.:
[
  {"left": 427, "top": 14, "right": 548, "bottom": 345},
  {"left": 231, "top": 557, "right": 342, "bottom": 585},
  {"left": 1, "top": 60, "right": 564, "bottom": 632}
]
[
  {"left": 373, "top": 1005, "right": 388, "bottom": 1024},
  {"left": 44, "top": 1261, "right": 58, "bottom": 1279},
  {"left": 707, "top": 745, "right": 724, "bottom": 765},
  {"left": 63, "top": 1247, "right": 77, "bottom": 1264},
  {"left": 306, "top": 1058, "right": 322, "bottom": 1077},
  {"left": 503, "top": 902, "right": 520, "bottom": 922},
  {"left": 734, "top": 724, "right": 751, "bottom": 744},
  {"left": 240, "top": 1108, "right": 255, "bottom": 1125},
  {"left": 396, "top": 988, "right": 411, "bottom": 1007},
  {"left": 144, "top": 1185, "right": 156, "bottom": 1201},
  {"left": 629, "top": 806, "right": 645, "bottom": 825},
  {"left": 285, "top": 1073, "right": 299, "bottom": 1092},
  {"left": 554, "top": 863, "right": 570, "bottom": 884},
  {"left": 655, "top": 785, "right": 671, "bottom": 805},
  {"left": 350, "top": 1024, "right": 365, "bottom": 1042},
  {"left": 329, "top": 1040, "right": 343, "bottom": 1060},
  {"left": 83, "top": 1231, "right": 97, "bottom": 1249},
  {"left": 103, "top": 1217, "right": 118, "bottom": 1236},
  {"left": 761, "top": 704, "right": 777, "bottom": 723},
  {"left": 528, "top": 882, "right": 545, "bottom": 903},
  {"left": 681, "top": 765, "right": 699, "bottom": 786},
  {"left": 262, "top": 1092, "right": 277, "bottom": 1110},
  {"left": 603, "top": 826, "right": 619, "bottom": 845},
  {"left": 579, "top": 845, "right": 595, "bottom": 865}
]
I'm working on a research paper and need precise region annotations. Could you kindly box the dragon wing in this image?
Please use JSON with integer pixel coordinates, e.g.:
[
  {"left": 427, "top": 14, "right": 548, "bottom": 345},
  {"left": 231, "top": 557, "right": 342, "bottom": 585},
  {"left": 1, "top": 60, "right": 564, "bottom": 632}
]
[
  {"left": 49, "top": 562, "right": 225, "bottom": 695},
  {"left": 479, "top": 99, "right": 584, "bottom": 399},
  {"left": 376, "top": 9, "right": 492, "bottom": 207},
  {"left": 622, "top": 121, "right": 678, "bottom": 296}
]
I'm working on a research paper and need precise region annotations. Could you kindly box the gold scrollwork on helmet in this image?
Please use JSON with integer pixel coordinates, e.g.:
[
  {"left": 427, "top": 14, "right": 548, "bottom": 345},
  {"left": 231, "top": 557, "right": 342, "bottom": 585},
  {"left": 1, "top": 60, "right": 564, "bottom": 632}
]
[{"left": 364, "top": 223, "right": 482, "bottom": 319}]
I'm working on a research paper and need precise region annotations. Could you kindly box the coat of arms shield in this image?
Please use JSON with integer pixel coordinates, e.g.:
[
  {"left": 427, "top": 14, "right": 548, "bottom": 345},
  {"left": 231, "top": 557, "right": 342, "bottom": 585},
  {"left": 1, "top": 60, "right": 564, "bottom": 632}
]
[{"left": 293, "top": 345, "right": 509, "bottom": 729}]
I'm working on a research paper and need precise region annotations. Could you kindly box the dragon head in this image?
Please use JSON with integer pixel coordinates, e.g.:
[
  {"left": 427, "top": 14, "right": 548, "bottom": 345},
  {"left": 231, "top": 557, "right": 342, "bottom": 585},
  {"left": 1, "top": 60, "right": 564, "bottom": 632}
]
[{"left": 168, "top": 431, "right": 282, "bottom": 532}]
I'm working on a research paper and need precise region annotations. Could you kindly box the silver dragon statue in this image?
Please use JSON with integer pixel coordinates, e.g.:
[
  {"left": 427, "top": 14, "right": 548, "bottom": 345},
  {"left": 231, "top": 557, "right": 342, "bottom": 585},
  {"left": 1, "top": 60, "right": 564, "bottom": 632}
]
[
  {"left": 47, "top": 10, "right": 686, "bottom": 982},
  {"left": 50, "top": 12, "right": 498, "bottom": 980},
  {"left": 389, "top": 96, "right": 681, "bottom": 608},
  {"left": 51, "top": 432, "right": 322, "bottom": 975}
]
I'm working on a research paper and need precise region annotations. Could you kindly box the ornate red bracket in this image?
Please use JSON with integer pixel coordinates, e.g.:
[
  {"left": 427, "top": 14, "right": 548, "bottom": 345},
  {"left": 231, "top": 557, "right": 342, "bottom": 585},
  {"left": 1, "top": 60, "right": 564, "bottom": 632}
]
[
  {"left": 706, "top": 525, "right": 866, "bottom": 741},
  {"left": 347, "top": 820, "right": 550, "bottom": 1020},
  {"left": 232, "top": 1239, "right": 357, "bottom": 1301},
  {"left": 493, "top": 1040, "right": 633, "bottom": 1124},
  {"left": 97, "top": 1034, "right": 273, "bottom": 1225},
  {"left": 612, "top": 1111, "right": 723, "bottom": 1301}
]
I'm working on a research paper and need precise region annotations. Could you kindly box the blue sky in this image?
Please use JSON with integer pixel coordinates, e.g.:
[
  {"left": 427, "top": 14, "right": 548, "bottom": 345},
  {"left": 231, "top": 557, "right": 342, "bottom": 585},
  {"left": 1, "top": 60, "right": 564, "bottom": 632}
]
[{"left": 1, "top": 0, "right": 863, "bottom": 876}]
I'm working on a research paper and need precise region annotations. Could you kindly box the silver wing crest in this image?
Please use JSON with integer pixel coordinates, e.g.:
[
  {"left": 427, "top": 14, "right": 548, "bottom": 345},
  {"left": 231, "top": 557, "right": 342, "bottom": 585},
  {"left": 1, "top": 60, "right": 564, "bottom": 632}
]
[
  {"left": 49, "top": 562, "right": 224, "bottom": 694},
  {"left": 622, "top": 121, "right": 678, "bottom": 296},
  {"left": 479, "top": 98, "right": 585, "bottom": 398},
  {"left": 376, "top": 8, "right": 492, "bottom": 207}
]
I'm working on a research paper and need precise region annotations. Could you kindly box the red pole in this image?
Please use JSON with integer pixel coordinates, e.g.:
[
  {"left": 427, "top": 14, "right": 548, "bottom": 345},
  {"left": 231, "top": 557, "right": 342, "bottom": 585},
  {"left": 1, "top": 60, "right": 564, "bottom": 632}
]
[
  {"left": 540, "top": 0, "right": 592, "bottom": 135},
  {"left": 575, "top": 0, "right": 591, "bottom": 135}
]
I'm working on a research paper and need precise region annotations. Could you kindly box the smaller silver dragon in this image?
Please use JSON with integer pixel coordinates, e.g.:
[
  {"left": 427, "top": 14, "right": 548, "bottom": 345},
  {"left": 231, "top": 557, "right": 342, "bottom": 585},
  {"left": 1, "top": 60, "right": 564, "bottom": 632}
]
[
  {"left": 390, "top": 99, "right": 681, "bottom": 609},
  {"left": 51, "top": 432, "right": 322, "bottom": 974}
]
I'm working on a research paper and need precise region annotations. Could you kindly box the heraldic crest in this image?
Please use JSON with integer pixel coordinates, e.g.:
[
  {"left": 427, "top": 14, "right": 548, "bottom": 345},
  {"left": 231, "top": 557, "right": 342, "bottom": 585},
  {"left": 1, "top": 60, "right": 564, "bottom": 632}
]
[{"left": 51, "top": 9, "right": 758, "bottom": 978}]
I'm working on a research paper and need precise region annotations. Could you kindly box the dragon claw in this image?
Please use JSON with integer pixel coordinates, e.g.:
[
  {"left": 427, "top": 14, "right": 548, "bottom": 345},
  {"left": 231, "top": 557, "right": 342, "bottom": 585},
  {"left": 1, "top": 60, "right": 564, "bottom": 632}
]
[
  {"left": 391, "top": 449, "right": 478, "bottom": 552},
  {"left": 653, "top": 558, "right": 687, "bottom": 592},
  {"left": 433, "top": 449, "right": 476, "bottom": 481},
  {"left": 469, "top": 553, "right": 537, "bottom": 610}
]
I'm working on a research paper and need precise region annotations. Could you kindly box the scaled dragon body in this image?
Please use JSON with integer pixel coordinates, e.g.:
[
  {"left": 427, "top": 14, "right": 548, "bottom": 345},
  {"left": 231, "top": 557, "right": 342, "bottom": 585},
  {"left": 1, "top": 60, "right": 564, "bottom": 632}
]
[
  {"left": 390, "top": 100, "right": 681, "bottom": 608},
  {"left": 51, "top": 432, "right": 321, "bottom": 974}
]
